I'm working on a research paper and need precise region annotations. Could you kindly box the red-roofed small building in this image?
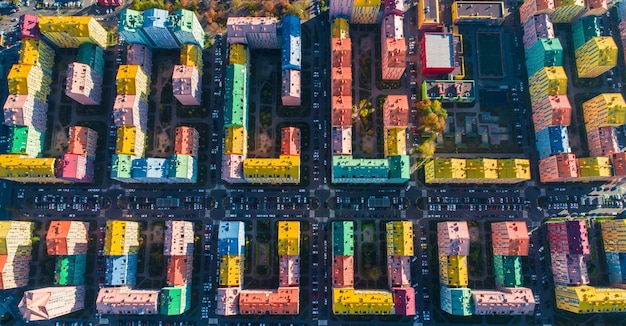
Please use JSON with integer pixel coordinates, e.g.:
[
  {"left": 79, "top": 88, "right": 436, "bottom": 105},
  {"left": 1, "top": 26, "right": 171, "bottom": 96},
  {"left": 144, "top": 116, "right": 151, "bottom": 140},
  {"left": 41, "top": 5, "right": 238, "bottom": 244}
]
[
  {"left": 67, "top": 126, "right": 98, "bottom": 160},
  {"left": 491, "top": 222, "right": 530, "bottom": 256},
  {"left": 381, "top": 15, "right": 406, "bottom": 80},
  {"left": 547, "top": 220, "right": 590, "bottom": 255},
  {"left": 165, "top": 256, "right": 193, "bottom": 286},
  {"left": 333, "top": 255, "right": 354, "bottom": 287},
  {"left": 587, "top": 126, "right": 619, "bottom": 157},
  {"left": 388, "top": 256, "right": 411, "bottom": 287},
  {"left": 174, "top": 126, "right": 199, "bottom": 157},
  {"left": 280, "top": 127, "right": 301, "bottom": 156},
  {"left": 46, "top": 221, "right": 89, "bottom": 256},
  {"left": 392, "top": 287, "right": 416, "bottom": 316},
  {"left": 538, "top": 153, "right": 579, "bottom": 183},
  {"left": 97, "top": 0, "right": 122, "bottom": 6},
  {"left": 56, "top": 153, "right": 94, "bottom": 183},
  {"left": 383, "top": 95, "right": 409, "bottom": 127},
  {"left": 611, "top": 152, "right": 626, "bottom": 177},
  {"left": 18, "top": 14, "right": 40, "bottom": 40},
  {"left": 238, "top": 288, "right": 300, "bottom": 315}
]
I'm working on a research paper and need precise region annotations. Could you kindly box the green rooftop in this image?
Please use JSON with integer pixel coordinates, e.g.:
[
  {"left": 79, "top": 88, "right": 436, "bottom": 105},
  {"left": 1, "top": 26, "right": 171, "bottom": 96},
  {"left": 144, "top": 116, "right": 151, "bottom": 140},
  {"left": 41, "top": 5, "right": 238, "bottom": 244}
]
[
  {"left": 168, "top": 154, "right": 197, "bottom": 182},
  {"left": 440, "top": 286, "right": 473, "bottom": 316},
  {"left": 494, "top": 255, "right": 523, "bottom": 288},
  {"left": 6, "top": 126, "right": 43, "bottom": 157},
  {"left": 77, "top": 44, "right": 105, "bottom": 76},
  {"left": 525, "top": 38, "right": 563, "bottom": 77},
  {"left": 388, "top": 155, "right": 410, "bottom": 183},
  {"left": 224, "top": 64, "right": 247, "bottom": 128},
  {"left": 160, "top": 286, "right": 190, "bottom": 316},
  {"left": 54, "top": 254, "right": 86, "bottom": 285},
  {"left": 572, "top": 16, "right": 600, "bottom": 50},
  {"left": 111, "top": 154, "right": 134, "bottom": 180},
  {"left": 332, "top": 221, "right": 354, "bottom": 256}
]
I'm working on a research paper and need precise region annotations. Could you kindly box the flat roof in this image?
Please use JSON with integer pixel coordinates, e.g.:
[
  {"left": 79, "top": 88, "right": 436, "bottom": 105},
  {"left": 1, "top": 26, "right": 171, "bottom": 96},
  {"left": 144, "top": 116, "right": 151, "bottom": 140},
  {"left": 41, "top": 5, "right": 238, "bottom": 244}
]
[
  {"left": 424, "top": 33, "right": 455, "bottom": 69},
  {"left": 424, "top": 80, "right": 475, "bottom": 98},
  {"left": 421, "top": 0, "right": 440, "bottom": 22},
  {"left": 454, "top": 1, "right": 504, "bottom": 20}
]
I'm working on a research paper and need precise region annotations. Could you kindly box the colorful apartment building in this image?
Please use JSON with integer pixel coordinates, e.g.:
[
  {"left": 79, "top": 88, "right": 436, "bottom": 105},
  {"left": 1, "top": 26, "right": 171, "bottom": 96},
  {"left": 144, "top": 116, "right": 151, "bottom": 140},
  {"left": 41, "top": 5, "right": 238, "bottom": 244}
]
[
  {"left": 452, "top": 1, "right": 505, "bottom": 25},
  {"left": 393, "top": 287, "right": 416, "bottom": 316},
  {"left": 539, "top": 153, "right": 579, "bottom": 182},
  {"left": 104, "top": 220, "right": 140, "bottom": 256},
  {"left": 0, "top": 221, "right": 33, "bottom": 289},
  {"left": 281, "top": 68, "right": 301, "bottom": 106},
  {"left": 67, "top": 126, "right": 98, "bottom": 159},
  {"left": 77, "top": 43, "right": 105, "bottom": 76},
  {"left": 8, "top": 64, "right": 52, "bottom": 102},
  {"left": 3, "top": 94, "right": 48, "bottom": 132},
  {"left": 471, "top": 288, "right": 535, "bottom": 315},
  {"left": 425, "top": 158, "right": 531, "bottom": 184},
  {"left": 222, "top": 154, "right": 245, "bottom": 184},
  {"left": 238, "top": 288, "right": 300, "bottom": 315},
  {"left": 587, "top": 126, "right": 619, "bottom": 157},
  {"left": 386, "top": 221, "right": 414, "bottom": 256},
  {"left": 172, "top": 65, "right": 201, "bottom": 106},
  {"left": 216, "top": 287, "right": 240, "bottom": 316},
  {"left": 575, "top": 36, "right": 618, "bottom": 78},
  {"left": 141, "top": 9, "right": 179, "bottom": 49},
  {"left": 54, "top": 254, "right": 86, "bottom": 285},
  {"left": 112, "top": 95, "right": 148, "bottom": 130},
  {"left": 612, "top": 152, "right": 626, "bottom": 177},
  {"left": 381, "top": 15, "right": 406, "bottom": 80},
  {"left": 547, "top": 220, "right": 590, "bottom": 255},
  {"left": 572, "top": 16, "right": 601, "bottom": 50},
  {"left": 551, "top": 252, "right": 589, "bottom": 285},
  {"left": 277, "top": 221, "right": 300, "bottom": 257},
  {"left": 115, "top": 126, "right": 146, "bottom": 157},
  {"left": 536, "top": 125, "right": 571, "bottom": 159},
  {"left": 18, "top": 38, "right": 55, "bottom": 76},
  {"left": 160, "top": 285, "right": 191, "bottom": 316},
  {"left": 224, "top": 63, "right": 248, "bottom": 128},
  {"left": 492, "top": 222, "right": 530, "bottom": 256},
  {"left": 522, "top": 15, "right": 555, "bottom": 50},
  {"left": 226, "top": 17, "right": 279, "bottom": 49},
  {"left": 351, "top": 0, "right": 381, "bottom": 24},
  {"left": 422, "top": 80, "right": 476, "bottom": 103},
  {"left": 46, "top": 221, "right": 88, "bottom": 256},
  {"left": 39, "top": 16, "right": 107, "bottom": 48},
  {"left": 218, "top": 221, "right": 245, "bottom": 257},
  {"left": 118, "top": 9, "right": 150, "bottom": 46},
  {"left": 331, "top": 18, "right": 350, "bottom": 39},
  {"left": 224, "top": 126, "right": 246, "bottom": 156},
  {"left": 219, "top": 255, "right": 243, "bottom": 287},
  {"left": 164, "top": 220, "right": 194, "bottom": 257},
  {"left": 525, "top": 38, "right": 563, "bottom": 77},
  {"left": 281, "top": 15, "right": 301, "bottom": 71},
  {"left": 418, "top": 0, "right": 441, "bottom": 30},
  {"left": 383, "top": 0, "right": 404, "bottom": 16},
  {"left": 105, "top": 254, "right": 138, "bottom": 286},
  {"left": 601, "top": 219, "right": 626, "bottom": 287},
  {"left": 4, "top": 125, "right": 44, "bottom": 158},
  {"left": 439, "top": 255, "right": 469, "bottom": 286},
  {"left": 168, "top": 9, "right": 205, "bottom": 48},
  {"left": 440, "top": 286, "right": 473, "bottom": 316},
  {"left": 65, "top": 62, "right": 103, "bottom": 105},
  {"left": 332, "top": 126, "right": 353, "bottom": 155},
  {"left": 116, "top": 65, "right": 150, "bottom": 101},
  {"left": 242, "top": 156, "right": 300, "bottom": 184},
  {"left": 437, "top": 221, "right": 470, "bottom": 256},
  {"left": 532, "top": 95, "right": 572, "bottom": 133},
  {"left": 96, "top": 287, "right": 160, "bottom": 315},
  {"left": 519, "top": 0, "right": 555, "bottom": 24},
  {"left": 131, "top": 157, "right": 169, "bottom": 183},
  {"left": 583, "top": 93, "right": 626, "bottom": 130},
  {"left": 18, "top": 14, "right": 40, "bottom": 40},
  {"left": 180, "top": 43, "right": 202, "bottom": 72},
  {"left": 577, "top": 156, "right": 613, "bottom": 181},
  {"left": 0, "top": 155, "right": 58, "bottom": 183},
  {"left": 173, "top": 126, "right": 199, "bottom": 157},
  {"left": 19, "top": 286, "right": 85, "bottom": 321},
  {"left": 281, "top": 127, "right": 301, "bottom": 156},
  {"left": 551, "top": 0, "right": 586, "bottom": 23},
  {"left": 420, "top": 33, "right": 455, "bottom": 75},
  {"left": 331, "top": 156, "right": 409, "bottom": 184},
  {"left": 229, "top": 44, "right": 249, "bottom": 66},
  {"left": 555, "top": 285, "right": 626, "bottom": 313},
  {"left": 493, "top": 255, "right": 523, "bottom": 287},
  {"left": 333, "top": 288, "right": 394, "bottom": 315},
  {"left": 529, "top": 66, "right": 568, "bottom": 103},
  {"left": 127, "top": 43, "right": 153, "bottom": 75},
  {"left": 330, "top": 0, "right": 353, "bottom": 18},
  {"left": 110, "top": 154, "right": 135, "bottom": 182}
]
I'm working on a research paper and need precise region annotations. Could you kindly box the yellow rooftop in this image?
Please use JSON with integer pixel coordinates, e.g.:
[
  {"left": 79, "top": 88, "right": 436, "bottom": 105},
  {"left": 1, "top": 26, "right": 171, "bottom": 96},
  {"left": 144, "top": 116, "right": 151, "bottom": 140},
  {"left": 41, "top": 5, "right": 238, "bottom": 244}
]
[
  {"left": 439, "top": 254, "right": 469, "bottom": 286},
  {"left": 243, "top": 155, "right": 300, "bottom": 184},
  {"left": 0, "top": 155, "right": 57, "bottom": 181},
  {"left": 116, "top": 65, "right": 149, "bottom": 99},
  {"left": 277, "top": 221, "right": 300, "bottom": 256},
  {"left": 115, "top": 126, "right": 144, "bottom": 156},
  {"left": 39, "top": 16, "right": 107, "bottom": 48},
  {"left": 224, "top": 126, "right": 246, "bottom": 155},
  {"left": 465, "top": 158, "right": 499, "bottom": 180},
  {"left": 332, "top": 288, "right": 394, "bottom": 315},
  {"left": 219, "top": 255, "right": 242, "bottom": 287},
  {"left": 386, "top": 221, "right": 414, "bottom": 256},
  {"left": 229, "top": 44, "right": 248, "bottom": 65},
  {"left": 104, "top": 220, "right": 140, "bottom": 256}
]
